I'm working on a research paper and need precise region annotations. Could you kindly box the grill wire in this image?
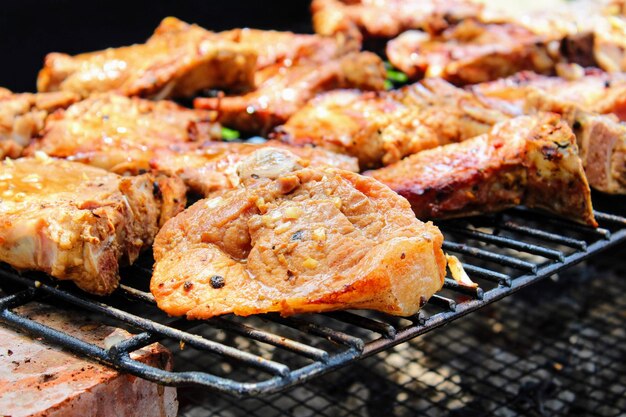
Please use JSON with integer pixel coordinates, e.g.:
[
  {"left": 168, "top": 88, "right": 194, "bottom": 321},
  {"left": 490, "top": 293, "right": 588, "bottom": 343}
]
[
  {"left": 0, "top": 205, "right": 625, "bottom": 403},
  {"left": 178, "top": 247, "right": 625, "bottom": 416}
]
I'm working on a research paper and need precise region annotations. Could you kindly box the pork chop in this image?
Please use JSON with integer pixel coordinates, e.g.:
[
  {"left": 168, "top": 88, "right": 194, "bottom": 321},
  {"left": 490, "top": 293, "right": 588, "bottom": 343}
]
[
  {"left": 26, "top": 93, "right": 220, "bottom": 174},
  {"left": 194, "top": 51, "right": 386, "bottom": 134},
  {"left": 311, "top": 0, "right": 484, "bottom": 39},
  {"left": 151, "top": 148, "right": 445, "bottom": 319},
  {"left": 37, "top": 17, "right": 257, "bottom": 99},
  {"left": 150, "top": 140, "right": 359, "bottom": 197},
  {"left": 366, "top": 115, "right": 596, "bottom": 226},
  {"left": 0, "top": 155, "right": 186, "bottom": 295},
  {"left": 0, "top": 90, "right": 78, "bottom": 159}
]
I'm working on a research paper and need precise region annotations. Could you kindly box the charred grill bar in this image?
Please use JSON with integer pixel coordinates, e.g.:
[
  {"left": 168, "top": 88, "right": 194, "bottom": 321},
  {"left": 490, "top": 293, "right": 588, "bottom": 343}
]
[{"left": 1, "top": 207, "right": 624, "bottom": 397}]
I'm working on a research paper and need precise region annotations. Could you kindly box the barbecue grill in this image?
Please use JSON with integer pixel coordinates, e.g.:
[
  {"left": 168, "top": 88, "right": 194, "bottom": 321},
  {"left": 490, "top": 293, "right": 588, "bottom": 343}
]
[{"left": 1, "top": 1, "right": 625, "bottom": 416}]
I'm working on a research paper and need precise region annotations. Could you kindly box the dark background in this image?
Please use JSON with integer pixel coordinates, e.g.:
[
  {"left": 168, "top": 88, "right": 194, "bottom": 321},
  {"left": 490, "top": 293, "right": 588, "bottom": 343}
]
[{"left": 0, "top": 0, "right": 311, "bottom": 92}]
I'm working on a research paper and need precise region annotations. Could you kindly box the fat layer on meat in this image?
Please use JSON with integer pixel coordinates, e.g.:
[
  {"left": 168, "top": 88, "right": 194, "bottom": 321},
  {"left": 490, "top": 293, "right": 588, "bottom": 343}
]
[
  {"left": 151, "top": 148, "right": 445, "bottom": 319},
  {"left": 0, "top": 156, "right": 186, "bottom": 295}
]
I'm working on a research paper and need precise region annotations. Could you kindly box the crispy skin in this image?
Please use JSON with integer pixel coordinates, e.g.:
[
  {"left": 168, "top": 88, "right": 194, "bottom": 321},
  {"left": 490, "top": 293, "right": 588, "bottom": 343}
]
[
  {"left": 311, "top": 0, "right": 484, "bottom": 39},
  {"left": 366, "top": 115, "right": 596, "bottom": 226},
  {"left": 151, "top": 149, "right": 445, "bottom": 319},
  {"left": 0, "top": 157, "right": 186, "bottom": 295},
  {"left": 471, "top": 69, "right": 626, "bottom": 121},
  {"left": 276, "top": 78, "right": 514, "bottom": 169},
  {"left": 150, "top": 140, "right": 359, "bottom": 197},
  {"left": 195, "top": 52, "right": 386, "bottom": 134},
  {"left": 37, "top": 17, "right": 257, "bottom": 99},
  {"left": 0, "top": 90, "right": 78, "bottom": 159},
  {"left": 26, "top": 94, "right": 220, "bottom": 174},
  {"left": 386, "top": 20, "right": 559, "bottom": 84}
]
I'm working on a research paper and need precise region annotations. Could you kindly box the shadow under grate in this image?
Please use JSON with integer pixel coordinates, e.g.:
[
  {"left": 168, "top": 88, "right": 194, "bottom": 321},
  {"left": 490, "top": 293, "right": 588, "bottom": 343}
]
[
  {"left": 0, "top": 206, "right": 625, "bottom": 398},
  {"left": 179, "top": 248, "right": 626, "bottom": 416}
]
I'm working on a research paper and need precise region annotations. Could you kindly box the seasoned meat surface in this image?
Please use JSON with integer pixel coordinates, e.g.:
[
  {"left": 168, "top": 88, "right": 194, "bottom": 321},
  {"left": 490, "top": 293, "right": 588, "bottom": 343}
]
[
  {"left": 276, "top": 78, "right": 514, "bottom": 169},
  {"left": 0, "top": 156, "right": 186, "bottom": 295},
  {"left": 26, "top": 93, "right": 220, "bottom": 174},
  {"left": 151, "top": 148, "right": 445, "bottom": 319},
  {"left": 150, "top": 140, "right": 359, "bottom": 197},
  {"left": 311, "top": 0, "right": 484, "bottom": 39},
  {"left": 195, "top": 51, "right": 386, "bottom": 134},
  {"left": 366, "top": 115, "right": 596, "bottom": 226},
  {"left": 37, "top": 17, "right": 257, "bottom": 99},
  {"left": 0, "top": 90, "right": 78, "bottom": 159},
  {"left": 386, "top": 20, "right": 559, "bottom": 84},
  {"left": 471, "top": 69, "right": 626, "bottom": 121}
]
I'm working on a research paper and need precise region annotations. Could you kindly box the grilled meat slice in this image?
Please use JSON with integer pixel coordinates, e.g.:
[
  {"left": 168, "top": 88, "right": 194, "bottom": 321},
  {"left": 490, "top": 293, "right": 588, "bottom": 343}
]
[
  {"left": 386, "top": 20, "right": 559, "bottom": 84},
  {"left": 194, "top": 51, "right": 386, "bottom": 134},
  {"left": 0, "top": 90, "right": 78, "bottom": 159},
  {"left": 37, "top": 17, "right": 257, "bottom": 99},
  {"left": 366, "top": 115, "right": 596, "bottom": 226},
  {"left": 151, "top": 148, "right": 445, "bottom": 319},
  {"left": 522, "top": 89, "right": 626, "bottom": 194},
  {"left": 311, "top": 0, "right": 484, "bottom": 39},
  {"left": 0, "top": 156, "right": 186, "bottom": 295},
  {"left": 217, "top": 27, "right": 360, "bottom": 68},
  {"left": 471, "top": 69, "right": 626, "bottom": 121},
  {"left": 150, "top": 140, "right": 359, "bottom": 197},
  {"left": 276, "top": 78, "right": 514, "bottom": 169},
  {"left": 26, "top": 93, "right": 220, "bottom": 174}
]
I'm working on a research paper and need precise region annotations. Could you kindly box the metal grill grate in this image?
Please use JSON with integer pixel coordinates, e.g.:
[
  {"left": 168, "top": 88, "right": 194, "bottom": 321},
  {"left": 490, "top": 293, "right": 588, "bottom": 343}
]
[{"left": 0, "top": 207, "right": 625, "bottom": 397}]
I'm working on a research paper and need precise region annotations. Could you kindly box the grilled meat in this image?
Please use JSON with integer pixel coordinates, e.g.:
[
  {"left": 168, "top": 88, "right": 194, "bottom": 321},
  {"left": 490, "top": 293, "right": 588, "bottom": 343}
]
[
  {"left": 276, "top": 78, "right": 514, "bottom": 169},
  {"left": 26, "top": 93, "right": 220, "bottom": 174},
  {"left": 311, "top": 0, "right": 484, "bottom": 39},
  {"left": 0, "top": 90, "right": 78, "bottom": 159},
  {"left": 386, "top": 20, "right": 559, "bottom": 84},
  {"left": 471, "top": 69, "right": 626, "bottom": 121},
  {"left": 366, "top": 115, "right": 596, "bottom": 226},
  {"left": 151, "top": 148, "right": 445, "bottom": 319},
  {"left": 150, "top": 139, "right": 359, "bottom": 197},
  {"left": 195, "top": 51, "right": 386, "bottom": 134},
  {"left": 522, "top": 89, "right": 626, "bottom": 194},
  {"left": 37, "top": 17, "right": 257, "bottom": 99},
  {"left": 217, "top": 27, "right": 360, "bottom": 68},
  {"left": 0, "top": 156, "right": 186, "bottom": 295}
]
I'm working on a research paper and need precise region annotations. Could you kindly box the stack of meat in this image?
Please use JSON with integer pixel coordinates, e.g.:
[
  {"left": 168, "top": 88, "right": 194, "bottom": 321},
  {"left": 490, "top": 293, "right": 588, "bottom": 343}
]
[{"left": 1, "top": 0, "right": 624, "bottom": 320}]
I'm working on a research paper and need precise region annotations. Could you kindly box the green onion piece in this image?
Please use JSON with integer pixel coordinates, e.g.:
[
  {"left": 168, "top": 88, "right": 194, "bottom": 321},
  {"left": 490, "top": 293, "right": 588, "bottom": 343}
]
[
  {"left": 386, "top": 69, "right": 409, "bottom": 84},
  {"left": 384, "top": 79, "right": 394, "bottom": 90},
  {"left": 221, "top": 127, "right": 240, "bottom": 141}
]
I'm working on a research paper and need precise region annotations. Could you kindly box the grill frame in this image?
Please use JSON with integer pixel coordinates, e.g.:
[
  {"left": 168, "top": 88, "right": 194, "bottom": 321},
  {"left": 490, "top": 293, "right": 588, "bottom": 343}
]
[{"left": 0, "top": 207, "right": 625, "bottom": 397}]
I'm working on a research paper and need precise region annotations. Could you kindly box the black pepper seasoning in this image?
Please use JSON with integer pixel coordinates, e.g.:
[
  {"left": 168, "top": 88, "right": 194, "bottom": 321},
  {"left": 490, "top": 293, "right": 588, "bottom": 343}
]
[{"left": 210, "top": 275, "right": 225, "bottom": 289}]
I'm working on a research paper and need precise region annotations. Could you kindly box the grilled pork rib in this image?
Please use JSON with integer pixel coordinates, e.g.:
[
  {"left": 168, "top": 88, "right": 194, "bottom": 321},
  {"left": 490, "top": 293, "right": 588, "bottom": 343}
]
[
  {"left": 276, "top": 78, "right": 514, "bottom": 169},
  {"left": 194, "top": 51, "right": 386, "bottom": 134},
  {"left": 150, "top": 140, "right": 359, "bottom": 197},
  {"left": 0, "top": 156, "right": 186, "bottom": 295},
  {"left": 26, "top": 93, "right": 220, "bottom": 174},
  {"left": 311, "top": 0, "right": 484, "bottom": 39},
  {"left": 37, "top": 17, "right": 257, "bottom": 99},
  {"left": 366, "top": 115, "right": 597, "bottom": 226},
  {"left": 386, "top": 20, "right": 559, "bottom": 84},
  {"left": 471, "top": 69, "right": 626, "bottom": 121},
  {"left": 0, "top": 90, "right": 78, "bottom": 159},
  {"left": 151, "top": 148, "right": 445, "bottom": 319}
]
